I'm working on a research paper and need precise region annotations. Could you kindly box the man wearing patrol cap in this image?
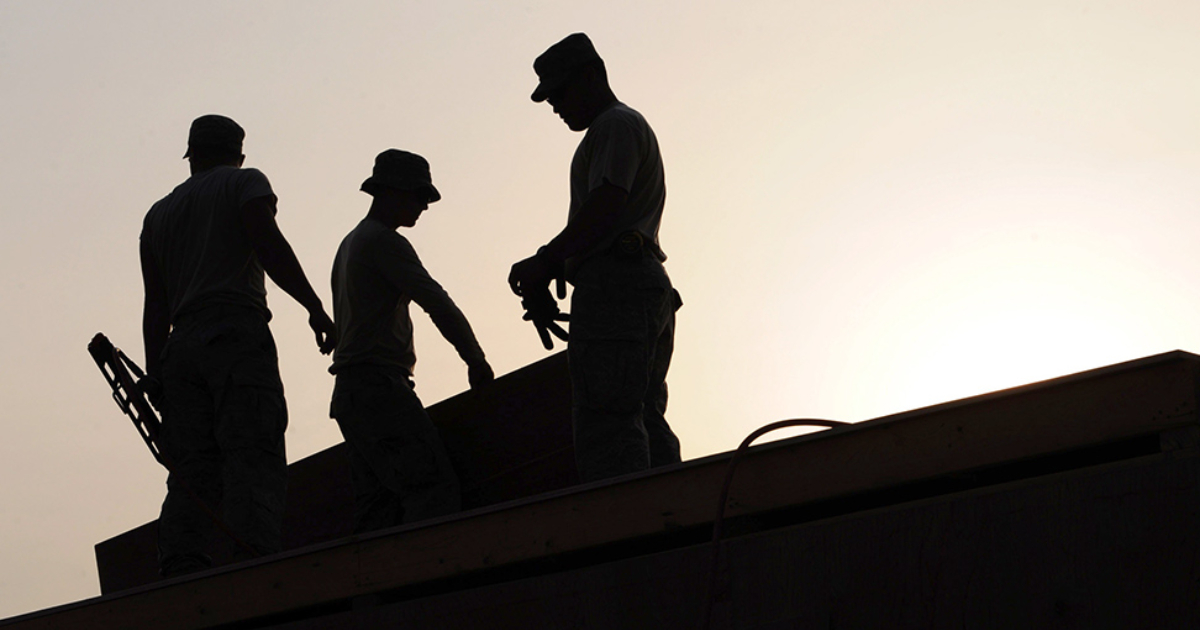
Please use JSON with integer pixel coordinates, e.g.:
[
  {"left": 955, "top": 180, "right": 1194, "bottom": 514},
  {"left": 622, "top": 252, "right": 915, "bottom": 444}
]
[
  {"left": 508, "top": 33, "right": 682, "bottom": 482},
  {"left": 329, "top": 149, "right": 493, "bottom": 532},
  {"left": 141, "top": 114, "right": 338, "bottom": 576}
]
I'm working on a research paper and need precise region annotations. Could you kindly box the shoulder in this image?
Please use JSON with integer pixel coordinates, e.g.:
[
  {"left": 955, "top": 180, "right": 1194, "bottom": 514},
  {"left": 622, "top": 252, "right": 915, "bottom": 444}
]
[
  {"left": 238, "top": 166, "right": 269, "bottom": 180},
  {"left": 197, "top": 166, "right": 273, "bottom": 193},
  {"left": 146, "top": 190, "right": 173, "bottom": 215},
  {"left": 591, "top": 102, "right": 648, "bottom": 133},
  {"left": 141, "top": 182, "right": 186, "bottom": 232},
  {"left": 385, "top": 230, "right": 419, "bottom": 260},
  {"left": 153, "top": 175, "right": 199, "bottom": 207},
  {"left": 231, "top": 166, "right": 272, "bottom": 188},
  {"left": 356, "top": 220, "right": 418, "bottom": 261},
  {"left": 584, "top": 103, "right": 652, "bottom": 151},
  {"left": 219, "top": 167, "right": 276, "bottom": 210},
  {"left": 142, "top": 196, "right": 167, "bottom": 235}
]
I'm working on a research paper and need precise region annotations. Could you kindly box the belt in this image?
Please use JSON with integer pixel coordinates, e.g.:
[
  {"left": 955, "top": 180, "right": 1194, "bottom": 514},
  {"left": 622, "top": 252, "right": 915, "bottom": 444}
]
[
  {"left": 332, "top": 363, "right": 415, "bottom": 389},
  {"left": 614, "top": 231, "right": 644, "bottom": 254},
  {"left": 173, "top": 302, "right": 266, "bottom": 326},
  {"left": 611, "top": 231, "right": 666, "bottom": 261}
]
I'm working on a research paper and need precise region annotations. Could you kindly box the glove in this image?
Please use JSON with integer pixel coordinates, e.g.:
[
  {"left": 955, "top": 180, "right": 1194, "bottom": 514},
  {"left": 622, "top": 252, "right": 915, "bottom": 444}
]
[
  {"left": 521, "top": 286, "right": 569, "bottom": 350},
  {"left": 508, "top": 247, "right": 567, "bottom": 298},
  {"left": 137, "top": 375, "right": 164, "bottom": 412},
  {"left": 467, "top": 360, "right": 495, "bottom": 390}
]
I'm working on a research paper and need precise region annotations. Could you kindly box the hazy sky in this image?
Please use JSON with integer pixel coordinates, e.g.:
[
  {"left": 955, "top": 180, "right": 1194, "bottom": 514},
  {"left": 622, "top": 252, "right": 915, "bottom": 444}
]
[{"left": 3, "top": 0, "right": 1200, "bottom": 618}]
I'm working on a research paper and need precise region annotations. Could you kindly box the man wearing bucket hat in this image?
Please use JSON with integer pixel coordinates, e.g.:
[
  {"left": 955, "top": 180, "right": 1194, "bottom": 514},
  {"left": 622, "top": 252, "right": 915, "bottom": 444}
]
[
  {"left": 508, "top": 33, "right": 682, "bottom": 482},
  {"left": 140, "top": 114, "right": 338, "bottom": 576},
  {"left": 329, "top": 149, "right": 493, "bottom": 532}
]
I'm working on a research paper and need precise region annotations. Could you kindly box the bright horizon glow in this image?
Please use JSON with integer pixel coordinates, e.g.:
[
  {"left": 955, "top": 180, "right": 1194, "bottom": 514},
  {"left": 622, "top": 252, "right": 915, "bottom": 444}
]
[{"left": 3, "top": 0, "right": 1200, "bottom": 618}]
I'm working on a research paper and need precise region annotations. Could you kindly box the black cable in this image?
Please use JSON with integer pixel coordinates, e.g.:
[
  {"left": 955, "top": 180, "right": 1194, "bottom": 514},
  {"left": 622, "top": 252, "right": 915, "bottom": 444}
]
[{"left": 699, "top": 418, "right": 849, "bottom": 630}]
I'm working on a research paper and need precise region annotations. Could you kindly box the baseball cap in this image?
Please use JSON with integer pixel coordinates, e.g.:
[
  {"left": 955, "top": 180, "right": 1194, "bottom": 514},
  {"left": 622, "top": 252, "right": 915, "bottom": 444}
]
[
  {"left": 531, "top": 33, "right": 602, "bottom": 102},
  {"left": 183, "top": 114, "right": 244, "bottom": 159}
]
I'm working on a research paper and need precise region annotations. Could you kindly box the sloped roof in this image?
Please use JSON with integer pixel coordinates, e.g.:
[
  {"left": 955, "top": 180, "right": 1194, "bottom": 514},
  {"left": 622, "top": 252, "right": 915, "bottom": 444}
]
[{"left": 4, "top": 350, "right": 1199, "bottom": 629}]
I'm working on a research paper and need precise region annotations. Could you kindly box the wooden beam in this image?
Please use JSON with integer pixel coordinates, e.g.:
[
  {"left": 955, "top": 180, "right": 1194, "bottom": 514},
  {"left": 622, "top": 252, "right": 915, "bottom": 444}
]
[{"left": 8, "top": 351, "right": 1200, "bottom": 629}]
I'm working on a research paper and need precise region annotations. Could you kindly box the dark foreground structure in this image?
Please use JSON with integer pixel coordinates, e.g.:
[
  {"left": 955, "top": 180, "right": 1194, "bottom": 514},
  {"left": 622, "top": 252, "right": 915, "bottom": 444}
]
[{"left": 3, "top": 350, "right": 1199, "bottom": 629}]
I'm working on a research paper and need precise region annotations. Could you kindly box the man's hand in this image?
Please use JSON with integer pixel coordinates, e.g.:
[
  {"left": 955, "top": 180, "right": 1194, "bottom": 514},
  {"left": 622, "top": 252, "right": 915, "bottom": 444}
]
[
  {"left": 467, "top": 359, "right": 495, "bottom": 390},
  {"left": 508, "top": 254, "right": 553, "bottom": 297},
  {"left": 137, "top": 375, "right": 165, "bottom": 412},
  {"left": 308, "top": 310, "right": 338, "bottom": 355},
  {"left": 243, "top": 196, "right": 339, "bottom": 355},
  {"left": 521, "top": 286, "right": 569, "bottom": 350}
]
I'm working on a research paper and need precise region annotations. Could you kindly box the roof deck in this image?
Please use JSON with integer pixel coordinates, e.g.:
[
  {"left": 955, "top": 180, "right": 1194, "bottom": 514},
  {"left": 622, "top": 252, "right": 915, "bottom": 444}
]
[{"left": 4, "top": 351, "right": 1199, "bottom": 628}]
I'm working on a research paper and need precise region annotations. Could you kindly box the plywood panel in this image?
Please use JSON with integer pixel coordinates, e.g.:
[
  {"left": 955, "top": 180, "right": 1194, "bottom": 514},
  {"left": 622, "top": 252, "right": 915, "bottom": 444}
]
[{"left": 94, "top": 352, "right": 575, "bottom": 594}]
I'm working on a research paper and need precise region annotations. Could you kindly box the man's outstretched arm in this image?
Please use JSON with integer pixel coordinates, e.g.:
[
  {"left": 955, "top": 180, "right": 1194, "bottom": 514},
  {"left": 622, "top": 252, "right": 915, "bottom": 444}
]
[
  {"left": 376, "top": 235, "right": 494, "bottom": 389},
  {"left": 241, "top": 196, "right": 338, "bottom": 354}
]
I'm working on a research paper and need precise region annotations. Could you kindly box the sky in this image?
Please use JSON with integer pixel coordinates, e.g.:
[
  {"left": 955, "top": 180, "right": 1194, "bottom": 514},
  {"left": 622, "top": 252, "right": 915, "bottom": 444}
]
[{"left": 3, "top": 0, "right": 1200, "bottom": 618}]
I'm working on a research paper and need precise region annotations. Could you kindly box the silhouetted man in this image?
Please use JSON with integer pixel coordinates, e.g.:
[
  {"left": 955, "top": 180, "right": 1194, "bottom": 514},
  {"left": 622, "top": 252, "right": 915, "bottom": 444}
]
[
  {"left": 508, "top": 33, "right": 682, "bottom": 482},
  {"left": 329, "top": 149, "right": 493, "bottom": 533},
  {"left": 140, "top": 114, "right": 337, "bottom": 577}
]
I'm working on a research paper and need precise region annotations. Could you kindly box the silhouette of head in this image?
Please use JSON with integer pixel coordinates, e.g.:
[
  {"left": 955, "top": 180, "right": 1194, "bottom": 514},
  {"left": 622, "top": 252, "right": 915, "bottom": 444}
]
[
  {"left": 361, "top": 149, "right": 440, "bottom": 202},
  {"left": 532, "top": 33, "right": 603, "bottom": 103},
  {"left": 362, "top": 149, "right": 440, "bottom": 228},
  {"left": 532, "top": 34, "right": 613, "bottom": 131},
  {"left": 183, "top": 114, "right": 244, "bottom": 162}
]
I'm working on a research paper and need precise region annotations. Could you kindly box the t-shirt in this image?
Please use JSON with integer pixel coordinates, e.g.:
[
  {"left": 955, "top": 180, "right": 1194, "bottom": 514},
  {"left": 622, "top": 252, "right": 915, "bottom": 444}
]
[
  {"left": 566, "top": 101, "right": 667, "bottom": 277},
  {"left": 329, "top": 218, "right": 485, "bottom": 376},
  {"left": 141, "top": 166, "right": 276, "bottom": 322}
]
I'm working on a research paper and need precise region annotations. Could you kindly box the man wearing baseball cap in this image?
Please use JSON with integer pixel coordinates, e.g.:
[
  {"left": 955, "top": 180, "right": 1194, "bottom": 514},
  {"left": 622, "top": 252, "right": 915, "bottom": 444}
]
[
  {"left": 329, "top": 149, "right": 493, "bottom": 533},
  {"left": 141, "top": 114, "right": 338, "bottom": 576},
  {"left": 509, "top": 33, "right": 682, "bottom": 482}
]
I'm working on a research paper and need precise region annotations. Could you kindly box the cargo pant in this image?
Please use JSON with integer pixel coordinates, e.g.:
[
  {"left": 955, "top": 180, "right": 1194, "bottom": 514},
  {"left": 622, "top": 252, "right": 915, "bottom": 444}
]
[
  {"left": 569, "top": 250, "right": 682, "bottom": 482},
  {"left": 330, "top": 365, "right": 461, "bottom": 533},
  {"left": 156, "top": 305, "right": 288, "bottom": 577}
]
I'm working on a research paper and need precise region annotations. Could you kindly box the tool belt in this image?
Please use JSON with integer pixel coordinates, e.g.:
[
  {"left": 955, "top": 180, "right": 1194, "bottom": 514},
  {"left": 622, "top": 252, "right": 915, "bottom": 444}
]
[
  {"left": 612, "top": 231, "right": 667, "bottom": 262},
  {"left": 332, "top": 362, "right": 416, "bottom": 390},
  {"left": 614, "top": 231, "right": 644, "bottom": 255},
  {"left": 174, "top": 302, "right": 268, "bottom": 326}
]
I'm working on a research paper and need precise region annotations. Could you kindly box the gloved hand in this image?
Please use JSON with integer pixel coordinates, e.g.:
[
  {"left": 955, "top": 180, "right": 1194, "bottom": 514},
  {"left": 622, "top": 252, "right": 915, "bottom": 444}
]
[
  {"left": 467, "top": 359, "right": 495, "bottom": 390},
  {"left": 308, "top": 309, "right": 338, "bottom": 355},
  {"left": 137, "top": 375, "right": 165, "bottom": 412},
  {"left": 521, "top": 285, "right": 569, "bottom": 350},
  {"left": 508, "top": 255, "right": 551, "bottom": 297},
  {"left": 509, "top": 247, "right": 566, "bottom": 298}
]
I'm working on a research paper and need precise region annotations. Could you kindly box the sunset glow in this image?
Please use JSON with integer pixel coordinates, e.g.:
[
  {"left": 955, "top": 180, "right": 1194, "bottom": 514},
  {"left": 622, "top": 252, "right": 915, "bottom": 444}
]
[{"left": 3, "top": 0, "right": 1200, "bottom": 617}]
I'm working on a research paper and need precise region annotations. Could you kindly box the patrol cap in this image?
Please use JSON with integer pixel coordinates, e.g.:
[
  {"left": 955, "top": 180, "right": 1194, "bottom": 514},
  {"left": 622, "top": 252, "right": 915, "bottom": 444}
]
[
  {"left": 361, "top": 149, "right": 441, "bottom": 203},
  {"left": 531, "top": 33, "right": 602, "bottom": 103},
  {"left": 183, "top": 114, "right": 244, "bottom": 159}
]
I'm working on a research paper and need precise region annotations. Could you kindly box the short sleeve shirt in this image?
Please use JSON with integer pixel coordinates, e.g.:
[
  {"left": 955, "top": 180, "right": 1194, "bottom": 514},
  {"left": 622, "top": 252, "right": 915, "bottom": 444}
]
[
  {"left": 330, "top": 218, "right": 484, "bottom": 376},
  {"left": 140, "top": 166, "right": 276, "bottom": 321},
  {"left": 567, "top": 101, "right": 667, "bottom": 274}
]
